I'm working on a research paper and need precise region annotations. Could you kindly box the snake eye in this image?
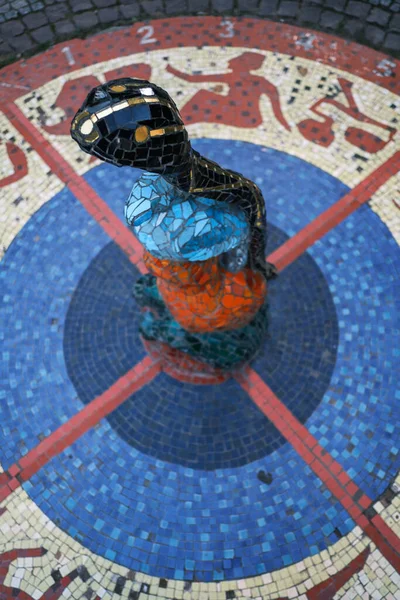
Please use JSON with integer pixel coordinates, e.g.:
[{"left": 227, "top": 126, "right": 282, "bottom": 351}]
[
  {"left": 109, "top": 84, "right": 127, "bottom": 93},
  {"left": 80, "top": 119, "right": 94, "bottom": 135},
  {"left": 135, "top": 125, "right": 150, "bottom": 143}
]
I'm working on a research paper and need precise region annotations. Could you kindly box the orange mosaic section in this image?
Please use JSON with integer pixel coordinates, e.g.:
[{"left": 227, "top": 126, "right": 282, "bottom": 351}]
[{"left": 144, "top": 251, "right": 267, "bottom": 332}]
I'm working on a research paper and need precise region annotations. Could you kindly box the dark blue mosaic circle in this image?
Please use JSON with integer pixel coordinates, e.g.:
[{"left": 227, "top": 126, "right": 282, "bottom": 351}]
[{"left": 64, "top": 224, "right": 339, "bottom": 469}]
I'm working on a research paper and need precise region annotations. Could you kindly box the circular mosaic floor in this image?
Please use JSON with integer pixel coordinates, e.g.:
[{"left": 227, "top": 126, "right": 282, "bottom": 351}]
[{"left": 0, "top": 16, "right": 399, "bottom": 600}]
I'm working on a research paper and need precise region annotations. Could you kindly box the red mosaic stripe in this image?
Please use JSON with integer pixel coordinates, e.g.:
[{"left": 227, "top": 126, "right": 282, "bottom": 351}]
[
  {"left": 3, "top": 103, "right": 147, "bottom": 274},
  {"left": 268, "top": 150, "right": 400, "bottom": 271},
  {"left": 236, "top": 368, "right": 400, "bottom": 571},
  {"left": 0, "top": 18, "right": 399, "bottom": 104},
  {"left": 0, "top": 357, "right": 160, "bottom": 503}
]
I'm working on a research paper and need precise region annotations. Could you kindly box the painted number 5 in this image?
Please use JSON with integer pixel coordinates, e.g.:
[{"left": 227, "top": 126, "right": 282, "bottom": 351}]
[
  {"left": 220, "top": 20, "right": 234, "bottom": 38},
  {"left": 138, "top": 25, "right": 157, "bottom": 44}
]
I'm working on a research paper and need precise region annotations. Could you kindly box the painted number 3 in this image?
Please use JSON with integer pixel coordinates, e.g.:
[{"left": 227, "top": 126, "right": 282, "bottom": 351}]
[
  {"left": 138, "top": 25, "right": 157, "bottom": 44},
  {"left": 220, "top": 20, "right": 234, "bottom": 38}
]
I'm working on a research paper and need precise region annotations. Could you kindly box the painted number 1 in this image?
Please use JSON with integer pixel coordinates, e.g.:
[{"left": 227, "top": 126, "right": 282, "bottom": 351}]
[
  {"left": 138, "top": 25, "right": 157, "bottom": 44},
  {"left": 61, "top": 46, "right": 75, "bottom": 66}
]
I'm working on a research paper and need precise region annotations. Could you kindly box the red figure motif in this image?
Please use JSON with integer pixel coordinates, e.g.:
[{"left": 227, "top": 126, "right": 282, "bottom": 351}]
[
  {"left": 167, "top": 52, "right": 291, "bottom": 131},
  {"left": 0, "top": 141, "right": 28, "bottom": 187},
  {"left": 0, "top": 547, "right": 100, "bottom": 600},
  {"left": 43, "top": 64, "right": 151, "bottom": 137},
  {"left": 306, "top": 545, "right": 370, "bottom": 600},
  {"left": 271, "top": 545, "right": 370, "bottom": 600},
  {"left": 298, "top": 77, "right": 396, "bottom": 153}
]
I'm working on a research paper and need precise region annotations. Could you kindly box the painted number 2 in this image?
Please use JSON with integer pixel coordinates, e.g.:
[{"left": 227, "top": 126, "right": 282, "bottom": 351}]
[
  {"left": 220, "top": 20, "right": 234, "bottom": 38},
  {"left": 138, "top": 25, "right": 157, "bottom": 44}
]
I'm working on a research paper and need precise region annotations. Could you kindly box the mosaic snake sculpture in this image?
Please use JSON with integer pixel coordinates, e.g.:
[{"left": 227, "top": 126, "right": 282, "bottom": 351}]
[{"left": 71, "top": 78, "right": 277, "bottom": 371}]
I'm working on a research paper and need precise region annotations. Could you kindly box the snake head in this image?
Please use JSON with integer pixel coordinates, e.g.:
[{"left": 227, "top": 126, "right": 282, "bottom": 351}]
[{"left": 70, "top": 78, "right": 192, "bottom": 174}]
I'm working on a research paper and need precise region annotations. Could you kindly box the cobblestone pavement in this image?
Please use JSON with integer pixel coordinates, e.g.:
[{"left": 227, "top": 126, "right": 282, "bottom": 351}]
[{"left": 0, "top": 0, "right": 400, "bottom": 66}]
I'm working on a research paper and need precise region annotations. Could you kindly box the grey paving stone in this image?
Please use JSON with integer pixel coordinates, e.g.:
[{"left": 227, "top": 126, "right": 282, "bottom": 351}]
[
  {"left": 22, "top": 10, "right": 48, "bottom": 27},
  {"left": 277, "top": 0, "right": 299, "bottom": 17},
  {"left": 70, "top": 0, "right": 93, "bottom": 12},
  {"left": 384, "top": 30, "right": 400, "bottom": 48},
  {"left": 140, "top": 0, "right": 164, "bottom": 16},
  {"left": 119, "top": 1, "right": 140, "bottom": 19},
  {"left": 5, "top": 8, "right": 17, "bottom": 17},
  {"left": 9, "top": 32, "right": 35, "bottom": 51},
  {"left": 212, "top": 0, "right": 234, "bottom": 12},
  {"left": 45, "top": 2, "right": 69, "bottom": 21},
  {"left": 364, "top": 23, "right": 385, "bottom": 44},
  {"left": 0, "top": 14, "right": 5, "bottom": 21},
  {"left": 367, "top": 6, "right": 391, "bottom": 24},
  {"left": 258, "top": 0, "right": 278, "bottom": 16},
  {"left": 30, "top": 23, "right": 54, "bottom": 42},
  {"left": 0, "top": 17, "right": 24, "bottom": 35},
  {"left": 320, "top": 9, "right": 343, "bottom": 28},
  {"left": 299, "top": 5, "right": 321, "bottom": 22},
  {"left": 343, "top": 17, "right": 365, "bottom": 36},
  {"left": 0, "top": 3, "right": 11, "bottom": 13},
  {"left": 346, "top": 1, "right": 371, "bottom": 18},
  {"left": 92, "top": 0, "right": 111, "bottom": 6},
  {"left": 323, "top": 0, "right": 347, "bottom": 9},
  {"left": 19, "top": 5, "right": 31, "bottom": 13},
  {"left": 379, "top": 0, "right": 391, "bottom": 6},
  {"left": 54, "top": 18, "right": 75, "bottom": 34},
  {"left": 31, "top": 1, "right": 44, "bottom": 9},
  {"left": 237, "top": 0, "right": 259, "bottom": 13},
  {"left": 12, "top": 0, "right": 28, "bottom": 9},
  {"left": 73, "top": 8, "right": 99, "bottom": 27},
  {"left": 165, "top": 0, "right": 188, "bottom": 14},
  {"left": 187, "top": 0, "right": 210, "bottom": 11},
  {"left": 390, "top": 2, "right": 400, "bottom": 11},
  {"left": 390, "top": 12, "right": 400, "bottom": 27},
  {"left": 0, "top": 39, "right": 13, "bottom": 53},
  {"left": 98, "top": 6, "right": 120, "bottom": 22}
]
